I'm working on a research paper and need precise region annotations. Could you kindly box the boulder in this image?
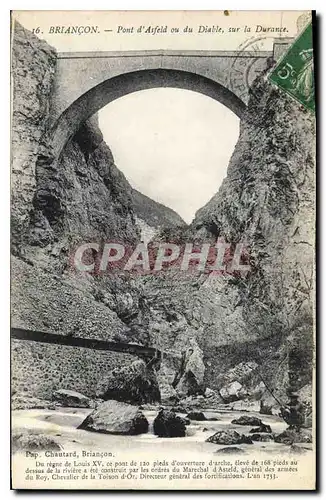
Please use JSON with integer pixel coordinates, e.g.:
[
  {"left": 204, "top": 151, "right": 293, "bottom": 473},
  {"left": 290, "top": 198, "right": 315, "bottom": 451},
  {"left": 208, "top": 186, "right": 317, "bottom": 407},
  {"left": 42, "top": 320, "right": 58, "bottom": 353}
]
[
  {"left": 185, "top": 427, "right": 197, "bottom": 437},
  {"left": 174, "top": 340, "right": 206, "bottom": 398},
  {"left": 220, "top": 381, "right": 244, "bottom": 403},
  {"left": 78, "top": 400, "right": 149, "bottom": 435},
  {"left": 249, "top": 423, "right": 272, "bottom": 434},
  {"left": 250, "top": 433, "right": 274, "bottom": 442},
  {"left": 178, "top": 394, "right": 206, "bottom": 410},
  {"left": 204, "top": 387, "right": 223, "bottom": 407},
  {"left": 206, "top": 430, "right": 253, "bottom": 445},
  {"left": 153, "top": 409, "right": 187, "bottom": 437},
  {"left": 231, "top": 415, "right": 262, "bottom": 426},
  {"left": 186, "top": 411, "right": 207, "bottom": 421},
  {"left": 12, "top": 431, "right": 61, "bottom": 453},
  {"left": 156, "top": 366, "right": 179, "bottom": 405},
  {"left": 217, "top": 362, "right": 261, "bottom": 402},
  {"left": 52, "top": 389, "right": 92, "bottom": 408},
  {"left": 274, "top": 428, "right": 312, "bottom": 445},
  {"left": 259, "top": 393, "right": 281, "bottom": 416},
  {"left": 158, "top": 382, "right": 179, "bottom": 406},
  {"left": 97, "top": 359, "right": 160, "bottom": 405}
]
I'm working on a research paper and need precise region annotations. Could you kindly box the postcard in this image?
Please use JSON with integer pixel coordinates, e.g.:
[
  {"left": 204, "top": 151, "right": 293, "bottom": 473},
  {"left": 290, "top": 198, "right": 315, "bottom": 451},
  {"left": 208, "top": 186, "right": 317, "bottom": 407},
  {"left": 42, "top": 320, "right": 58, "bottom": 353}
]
[{"left": 11, "top": 10, "right": 316, "bottom": 490}]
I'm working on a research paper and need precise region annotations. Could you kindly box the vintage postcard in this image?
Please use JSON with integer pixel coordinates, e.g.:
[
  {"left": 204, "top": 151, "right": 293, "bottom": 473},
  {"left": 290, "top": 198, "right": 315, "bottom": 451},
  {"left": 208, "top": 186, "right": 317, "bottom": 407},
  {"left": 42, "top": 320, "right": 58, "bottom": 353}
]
[{"left": 10, "top": 10, "right": 316, "bottom": 490}]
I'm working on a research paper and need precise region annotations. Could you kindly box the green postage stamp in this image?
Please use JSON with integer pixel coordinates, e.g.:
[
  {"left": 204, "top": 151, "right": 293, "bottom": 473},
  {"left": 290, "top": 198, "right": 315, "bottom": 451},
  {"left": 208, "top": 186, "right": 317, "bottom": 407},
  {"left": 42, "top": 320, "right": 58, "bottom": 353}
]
[{"left": 269, "top": 22, "right": 315, "bottom": 112}]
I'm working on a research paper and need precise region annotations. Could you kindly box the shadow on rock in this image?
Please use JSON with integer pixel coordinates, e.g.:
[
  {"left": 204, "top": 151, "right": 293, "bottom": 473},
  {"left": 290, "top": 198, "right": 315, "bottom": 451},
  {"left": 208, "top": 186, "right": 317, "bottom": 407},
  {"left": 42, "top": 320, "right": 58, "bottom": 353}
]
[
  {"left": 153, "top": 409, "right": 187, "bottom": 437},
  {"left": 206, "top": 430, "right": 253, "bottom": 445},
  {"left": 98, "top": 359, "right": 160, "bottom": 405},
  {"left": 249, "top": 423, "right": 272, "bottom": 433},
  {"left": 274, "top": 427, "right": 312, "bottom": 445}
]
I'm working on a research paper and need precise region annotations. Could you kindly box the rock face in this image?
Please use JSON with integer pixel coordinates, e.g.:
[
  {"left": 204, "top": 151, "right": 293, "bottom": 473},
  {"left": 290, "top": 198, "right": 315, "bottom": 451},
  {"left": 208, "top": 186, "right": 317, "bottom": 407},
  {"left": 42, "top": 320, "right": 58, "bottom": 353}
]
[
  {"left": 206, "top": 430, "right": 253, "bottom": 445},
  {"left": 132, "top": 189, "right": 186, "bottom": 241},
  {"left": 11, "top": 23, "right": 146, "bottom": 400},
  {"left": 186, "top": 411, "right": 207, "bottom": 421},
  {"left": 204, "top": 388, "right": 223, "bottom": 406},
  {"left": 97, "top": 360, "right": 160, "bottom": 405},
  {"left": 220, "top": 381, "right": 244, "bottom": 403},
  {"left": 153, "top": 409, "right": 187, "bottom": 437},
  {"left": 193, "top": 75, "right": 315, "bottom": 400},
  {"left": 78, "top": 400, "right": 149, "bottom": 435},
  {"left": 173, "top": 340, "right": 206, "bottom": 398},
  {"left": 217, "top": 362, "right": 264, "bottom": 403},
  {"left": 260, "top": 399, "right": 274, "bottom": 415},
  {"left": 52, "top": 389, "right": 92, "bottom": 408},
  {"left": 11, "top": 22, "right": 172, "bottom": 401},
  {"left": 156, "top": 362, "right": 179, "bottom": 405},
  {"left": 11, "top": 21, "right": 57, "bottom": 251},
  {"left": 231, "top": 416, "right": 262, "bottom": 426},
  {"left": 250, "top": 433, "right": 274, "bottom": 442},
  {"left": 249, "top": 423, "right": 272, "bottom": 434},
  {"left": 274, "top": 428, "right": 312, "bottom": 445},
  {"left": 32, "top": 132, "right": 138, "bottom": 256}
]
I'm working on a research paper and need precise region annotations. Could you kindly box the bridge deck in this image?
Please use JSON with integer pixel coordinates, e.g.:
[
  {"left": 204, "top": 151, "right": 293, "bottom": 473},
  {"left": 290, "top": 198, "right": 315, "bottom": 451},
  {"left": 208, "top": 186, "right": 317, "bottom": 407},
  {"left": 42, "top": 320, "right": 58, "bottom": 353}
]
[{"left": 57, "top": 49, "right": 273, "bottom": 59}]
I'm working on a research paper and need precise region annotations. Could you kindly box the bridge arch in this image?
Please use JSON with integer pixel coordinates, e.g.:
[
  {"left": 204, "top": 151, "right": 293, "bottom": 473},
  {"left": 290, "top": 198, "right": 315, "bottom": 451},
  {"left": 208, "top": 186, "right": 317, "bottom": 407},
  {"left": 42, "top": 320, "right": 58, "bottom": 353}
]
[{"left": 48, "top": 68, "right": 247, "bottom": 160}]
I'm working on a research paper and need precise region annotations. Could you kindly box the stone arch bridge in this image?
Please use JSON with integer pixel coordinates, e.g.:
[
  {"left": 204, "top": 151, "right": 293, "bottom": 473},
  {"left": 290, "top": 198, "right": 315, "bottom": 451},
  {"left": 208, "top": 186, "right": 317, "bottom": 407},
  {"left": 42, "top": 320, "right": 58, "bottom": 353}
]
[{"left": 48, "top": 39, "right": 292, "bottom": 159}]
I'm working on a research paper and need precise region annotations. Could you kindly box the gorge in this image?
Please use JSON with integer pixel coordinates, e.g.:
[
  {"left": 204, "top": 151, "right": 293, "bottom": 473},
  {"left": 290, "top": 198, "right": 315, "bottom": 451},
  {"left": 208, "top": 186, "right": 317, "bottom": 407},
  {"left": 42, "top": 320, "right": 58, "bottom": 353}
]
[{"left": 11, "top": 20, "right": 314, "bottom": 419}]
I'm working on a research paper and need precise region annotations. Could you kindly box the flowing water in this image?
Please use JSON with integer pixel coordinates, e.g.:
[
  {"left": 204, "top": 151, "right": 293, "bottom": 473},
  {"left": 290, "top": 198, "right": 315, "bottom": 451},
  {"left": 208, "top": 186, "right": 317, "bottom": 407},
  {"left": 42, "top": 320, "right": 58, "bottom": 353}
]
[{"left": 12, "top": 407, "right": 312, "bottom": 456}]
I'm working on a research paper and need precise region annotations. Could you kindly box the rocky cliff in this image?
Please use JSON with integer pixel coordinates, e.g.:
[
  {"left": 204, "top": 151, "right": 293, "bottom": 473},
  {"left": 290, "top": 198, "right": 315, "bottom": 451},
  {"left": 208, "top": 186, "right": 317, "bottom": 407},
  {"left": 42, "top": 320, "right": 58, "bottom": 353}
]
[
  {"left": 10, "top": 22, "right": 180, "bottom": 400},
  {"left": 11, "top": 21, "right": 56, "bottom": 251},
  {"left": 193, "top": 74, "right": 315, "bottom": 398},
  {"left": 139, "top": 73, "right": 315, "bottom": 403}
]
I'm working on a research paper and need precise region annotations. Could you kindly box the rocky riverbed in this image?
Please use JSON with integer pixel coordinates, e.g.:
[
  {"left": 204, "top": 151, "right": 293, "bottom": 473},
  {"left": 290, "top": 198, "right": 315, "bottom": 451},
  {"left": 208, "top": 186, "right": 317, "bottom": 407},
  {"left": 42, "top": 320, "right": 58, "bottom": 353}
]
[{"left": 12, "top": 406, "right": 313, "bottom": 456}]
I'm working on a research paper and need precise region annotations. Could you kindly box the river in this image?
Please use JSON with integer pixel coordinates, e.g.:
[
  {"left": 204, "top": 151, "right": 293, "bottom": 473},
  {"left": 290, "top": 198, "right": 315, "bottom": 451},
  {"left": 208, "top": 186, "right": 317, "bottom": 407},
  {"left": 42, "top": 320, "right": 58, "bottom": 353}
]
[{"left": 12, "top": 406, "right": 312, "bottom": 456}]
